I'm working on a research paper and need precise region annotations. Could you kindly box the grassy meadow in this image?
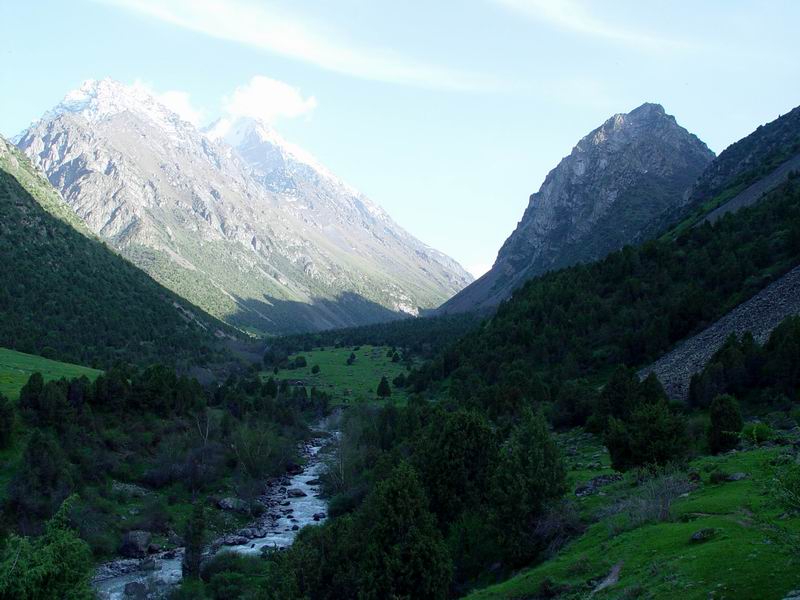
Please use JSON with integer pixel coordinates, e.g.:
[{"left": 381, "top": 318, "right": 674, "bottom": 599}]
[
  {"left": 466, "top": 435, "right": 800, "bottom": 600},
  {"left": 273, "top": 345, "right": 412, "bottom": 406},
  {"left": 0, "top": 347, "right": 102, "bottom": 400}
]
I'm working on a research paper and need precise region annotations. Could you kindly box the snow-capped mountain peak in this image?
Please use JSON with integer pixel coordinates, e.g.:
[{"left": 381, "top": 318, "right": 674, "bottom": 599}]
[{"left": 39, "top": 78, "right": 190, "bottom": 138}]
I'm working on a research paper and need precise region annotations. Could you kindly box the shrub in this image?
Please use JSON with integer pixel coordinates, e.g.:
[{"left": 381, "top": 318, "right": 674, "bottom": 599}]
[
  {"left": 603, "top": 469, "right": 692, "bottom": 534},
  {"left": 311, "top": 365, "right": 320, "bottom": 374},
  {"left": 742, "top": 422, "right": 774, "bottom": 445},
  {"left": 605, "top": 400, "right": 688, "bottom": 471},
  {"left": 707, "top": 394, "right": 743, "bottom": 454},
  {"left": 774, "top": 464, "right": 800, "bottom": 512}
]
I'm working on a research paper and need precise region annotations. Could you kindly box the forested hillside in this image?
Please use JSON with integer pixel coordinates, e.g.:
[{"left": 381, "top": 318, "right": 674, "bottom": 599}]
[
  {"left": 410, "top": 175, "right": 800, "bottom": 416},
  {"left": 0, "top": 136, "right": 230, "bottom": 368}
]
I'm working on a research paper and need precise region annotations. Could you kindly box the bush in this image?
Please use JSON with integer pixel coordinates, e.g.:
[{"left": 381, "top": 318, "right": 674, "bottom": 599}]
[
  {"left": 742, "top": 422, "right": 774, "bottom": 445},
  {"left": 311, "top": 365, "right": 320, "bottom": 375},
  {"left": 605, "top": 400, "right": 688, "bottom": 471},
  {"left": 603, "top": 469, "right": 692, "bottom": 534},
  {"left": 774, "top": 464, "right": 800, "bottom": 512},
  {"left": 707, "top": 394, "right": 743, "bottom": 454}
]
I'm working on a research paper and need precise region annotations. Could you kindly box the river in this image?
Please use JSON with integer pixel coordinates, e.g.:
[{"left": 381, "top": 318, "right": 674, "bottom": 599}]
[{"left": 92, "top": 428, "right": 334, "bottom": 599}]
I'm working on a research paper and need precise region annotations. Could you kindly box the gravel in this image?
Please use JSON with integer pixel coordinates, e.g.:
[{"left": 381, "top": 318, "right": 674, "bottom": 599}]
[{"left": 640, "top": 264, "right": 800, "bottom": 400}]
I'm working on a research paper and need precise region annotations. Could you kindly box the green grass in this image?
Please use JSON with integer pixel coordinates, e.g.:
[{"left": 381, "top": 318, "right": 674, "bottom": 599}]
[
  {"left": 271, "top": 345, "right": 412, "bottom": 406},
  {"left": 0, "top": 347, "right": 102, "bottom": 400},
  {"left": 465, "top": 440, "right": 800, "bottom": 600}
]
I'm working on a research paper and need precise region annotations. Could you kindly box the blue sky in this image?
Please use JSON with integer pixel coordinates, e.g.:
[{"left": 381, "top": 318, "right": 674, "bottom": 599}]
[{"left": 3, "top": 1, "right": 799, "bottom": 277}]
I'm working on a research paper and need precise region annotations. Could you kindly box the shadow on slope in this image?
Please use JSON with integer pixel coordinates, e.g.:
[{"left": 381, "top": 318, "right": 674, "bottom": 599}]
[{"left": 231, "top": 291, "right": 410, "bottom": 336}]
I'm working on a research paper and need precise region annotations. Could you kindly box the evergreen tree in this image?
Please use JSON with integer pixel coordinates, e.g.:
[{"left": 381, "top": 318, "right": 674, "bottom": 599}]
[
  {"left": 18, "top": 372, "right": 44, "bottom": 420},
  {"left": 358, "top": 463, "right": 452, "bottom": 600},
  {"left": 182, "top": 501, "right": 205, "bottom": 579},
  {"left": 413, "top": 410, "right": 497, "bottom": 523},
  {"left": 0, "top": 495, "right": 93, "bottom": 599},
  {"left": 605, "top": 399, "right": 688, "bottom": 471},
  {"left": 708, "top": 394, "right": 743, "bottom": 454},
  {"left": 489, "top": 411, "right": 566, "bottom": 565},
  {"left": 0, "top": 393, "right": 14, "bottom": 449},
  {"left": 376, "top": 376, "right": 391, "bottom": 398}
]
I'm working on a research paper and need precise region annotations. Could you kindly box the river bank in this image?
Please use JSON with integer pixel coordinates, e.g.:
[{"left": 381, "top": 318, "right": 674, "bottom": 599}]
[{"left": 92, "top": 422, "right": 336, "bottom": 599}]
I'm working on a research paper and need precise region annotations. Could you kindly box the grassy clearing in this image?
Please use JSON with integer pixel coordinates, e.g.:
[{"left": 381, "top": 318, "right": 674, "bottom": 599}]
[
  {"left": 466, "top": 436, "right": 800, "bottom": 600},
  {"left": 272, "top": 345, "right": 412, "bottom": 406},
  {"left": 0, "top": 347, "right": 101, "bottom": 400}
]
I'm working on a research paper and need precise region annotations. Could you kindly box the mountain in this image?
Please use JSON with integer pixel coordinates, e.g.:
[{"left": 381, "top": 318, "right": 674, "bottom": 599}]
[
  {"left": 0, "top": 134, "right": 227, "bottom": 368},
  {"left": 410, "top": 112, "right": 800, "bottom": 418},
  {"left": 661, "top": 105, "right": 800, "bottom": 233},
  {"left": 439, "top": 103, "right": 715, "bottom": 314},
  {"left": 16, "top": 79, "right": 472, "bottom": 335}
]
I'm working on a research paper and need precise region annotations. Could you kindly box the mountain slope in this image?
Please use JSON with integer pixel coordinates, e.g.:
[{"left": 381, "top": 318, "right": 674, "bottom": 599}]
[
  {"left": 662, "top": 105, "right": 800, "bottom": 236},
  {"left": 17, "top": 79, "right": 472, "bottom": 335},
  {"left": 0, "top": 134, "right": 226, "bottom": 368},
  {"left": 439, "top": 103, "right": 714, "bottom": 314},
  {"left": 409, "top": 115, "right": 800, "bottom": 415},
  {"left": 639, "top": 263, "right": 800, "bottom": 401}
]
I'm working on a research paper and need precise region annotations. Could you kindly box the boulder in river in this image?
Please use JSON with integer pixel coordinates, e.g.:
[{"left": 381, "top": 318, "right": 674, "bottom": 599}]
[
  {"left": 123, "top": 581, "right": 148, "bottom": 599},
  {"left": 221, "top": 535, "right": 250, "bottom": 546},
  {"left": 286, "top": 462, "right": 304, "bottom": 476},
  {"left": 287, "top": 488, "right": 307, "bottom": 498},
  {"left": 120, "top": 530, "right": 151, "bottom": 559}
]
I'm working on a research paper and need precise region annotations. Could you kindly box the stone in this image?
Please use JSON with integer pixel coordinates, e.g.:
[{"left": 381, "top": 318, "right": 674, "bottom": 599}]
[
  {"left": 140, "top": 557, "right": 159, "bottom": 571},
  {"left": 726, "top": 472, "right": 749, "bottom": 482},
  {"left": 574, "top": 473, "right": 623, "bottom": 497},
  {"left": 691, "top": 528, "right": 716, "bottom": 543},
  {"left": 286, "top": 462, "right": 304, "bottom": 476},
  {"left": 120, "top": 530, "right": 151, "bottom": 559},
  {"left": 306, "top": 478, "right": 322, "bottom": 486},
  {"left": 218, "top": 497, "right": 249, "bottom": 513},
  {"left": 221, "top": 535, "right": 249, "bottom": 546},
  {"left": 292, "top": 525, "right": 300, "bottom": 531},
  {"left": 287, "top": 488, "right": 307, "bottom": 498},
  {"left": 123, "top": 581, "right": 148, "bottom": 600}
]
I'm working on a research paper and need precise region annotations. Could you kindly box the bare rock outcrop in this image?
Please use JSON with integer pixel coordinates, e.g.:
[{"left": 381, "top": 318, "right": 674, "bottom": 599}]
[{"left": 440, "top": 103, "right": 714, "bottom": 314}]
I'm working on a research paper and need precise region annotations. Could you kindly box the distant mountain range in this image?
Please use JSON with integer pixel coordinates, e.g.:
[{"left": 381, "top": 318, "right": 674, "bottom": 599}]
[
  {"left": 16, "top": 79, "right": 472, "bottom": 335},
  {"left": 439, "top": 103, "right": 715, "bottom": 314}
]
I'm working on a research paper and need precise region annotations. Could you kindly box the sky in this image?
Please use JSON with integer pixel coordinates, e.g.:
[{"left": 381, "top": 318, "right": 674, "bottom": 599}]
[{"left": 2, "top": 1, "right": 800, "bottom": 278}]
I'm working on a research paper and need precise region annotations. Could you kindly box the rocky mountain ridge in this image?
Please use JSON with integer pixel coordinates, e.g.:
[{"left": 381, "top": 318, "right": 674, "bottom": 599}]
[
  {"left": 439, "top": 102, "right": 715, "bottom": 314},
  {"left": 17, "top": 79, "right": 472, "bottom": 334}
]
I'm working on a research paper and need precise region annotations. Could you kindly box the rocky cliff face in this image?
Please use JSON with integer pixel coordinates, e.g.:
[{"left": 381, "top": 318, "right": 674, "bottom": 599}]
[
  {"left": 439, "top": 103, "right": 714, "bottom": 314},
  {"left": 16, "top": 79, "right": 472, "bottom": 334}
]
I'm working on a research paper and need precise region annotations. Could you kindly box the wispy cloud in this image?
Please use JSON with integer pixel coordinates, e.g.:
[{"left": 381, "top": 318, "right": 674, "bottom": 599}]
[
  {"left": 98, "top": 0, "right": 497, "bottom": 91},
  {"left": 494, "top": 0, "right": 692, "bottom": 52}
]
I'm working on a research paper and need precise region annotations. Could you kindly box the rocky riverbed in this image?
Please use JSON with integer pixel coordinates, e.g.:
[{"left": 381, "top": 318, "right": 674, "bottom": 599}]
[{"left": 92, "top": 432, "right": 334, "bottom": 599}]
